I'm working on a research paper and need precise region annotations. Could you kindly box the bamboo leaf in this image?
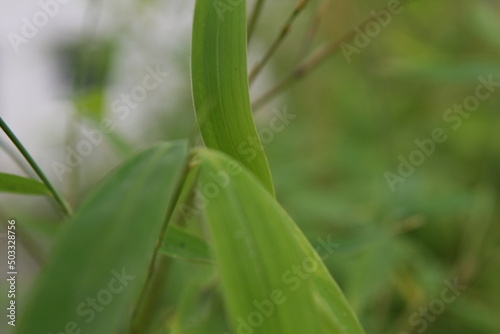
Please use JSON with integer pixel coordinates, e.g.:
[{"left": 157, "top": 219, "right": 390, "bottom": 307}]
[
  {"left": 16, "top": 142, "right": 187, "bottom": 334},
  {"left": 0, "top": 172, "right": 49, "bottom": 195},
  {"left": 196, "top": 149, "right": 365, "bottom": 334},
  {"left": 161, "top": 225, "right": 212, "bottom": 264},
  {"left": 191, "top": 0, "right": 275, "bottom": 195}
]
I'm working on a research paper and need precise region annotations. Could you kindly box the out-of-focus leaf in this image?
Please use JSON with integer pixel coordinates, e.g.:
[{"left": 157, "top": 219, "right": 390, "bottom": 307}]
[
  {"left": 59, "top": 40, "right": 113, "bottom": 120},
  {"left": 74, "top": 88, "right": 104, "bottom": 120},
  {"left": 15, "top": 215, "right": 60, "bottom": 237},
  {"left": 0, "top": 172, "right": 49, "bottom": 195},
  {"left": 385, "top": 61, "right": 500, "bottom": 83},
  {"left": 161, "top": 225, "right": 212, "bottom": 264},
  {"left": 191, "top": 0, "right": 275, "bottom": 195},
  {"left": 172, "top": 158, "right": 201, "bottom": 226},
  {"left": 473, "top": 1, "right": 500, "bottom": 51},
  {"left": 60, "top": 40, "right": 113, "bottom": 94},
  {"left": 196, "top": 149, "right": 365, "bottom": 334},
  {"left": 16, "top": 142, "right": 187, "bottom": 334},
  {"left": 449, "top": 298, "right": 500, "bottom": 332},
  {"left": 169, "top": 279, "right": 229, "bottom": 334},
  {"left": 343, "top": 240, "right": 400, "bottom": 313}
]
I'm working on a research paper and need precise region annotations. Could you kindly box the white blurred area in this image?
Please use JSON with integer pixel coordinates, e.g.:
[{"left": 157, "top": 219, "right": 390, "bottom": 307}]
[{"left": 0, "top": 0, "right": 195, "bottom": 210}]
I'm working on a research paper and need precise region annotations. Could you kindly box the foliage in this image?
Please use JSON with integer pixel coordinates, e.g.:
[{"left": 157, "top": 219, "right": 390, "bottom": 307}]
[{"left": 1, "top": 0, "right": 499, "bottom": 334}]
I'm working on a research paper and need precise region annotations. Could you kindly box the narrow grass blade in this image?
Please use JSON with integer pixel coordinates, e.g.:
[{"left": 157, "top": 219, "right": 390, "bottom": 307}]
[
  {"left": 0, "top": 172, "right": 49, "bottom": 195},
  {"left": 0, "top": 117, "right": 72, "bottom": 216},
  {"left": 197, "top": 149, "right": 365, "bottom": 334},
  {"left": 16, "top": 142, "right": 187, "bottom": 334},
  {"left": 191, "top": 0, "right": 275, "bottom": 195}
]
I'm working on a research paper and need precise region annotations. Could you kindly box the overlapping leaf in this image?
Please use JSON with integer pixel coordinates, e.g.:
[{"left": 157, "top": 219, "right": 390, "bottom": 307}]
[
  {"left": 197, "top": 149, "right": 365, "bottom": 334},
  {"left": 161, "top": 225, "right": 212, "bottom": 264},
  {"left": 16, "top": 142, "right": 187, "bottom": 334}
]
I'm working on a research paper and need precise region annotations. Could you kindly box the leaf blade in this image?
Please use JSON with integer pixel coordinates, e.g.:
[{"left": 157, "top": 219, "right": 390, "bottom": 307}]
[
  {"left": 191, "top": 0, "right": 275, "bottom": 195},
  {"left": 16, "top": 142, "right": 188, "bottom": 334},
  {"left": 161, "top": 225, "right": 212, "bottom": 264},
  {"left": 197, "top": 149, "right": 365, "bottom": 334},
  {"left": 0, "top": 172, "right": 49, "bottom": 195}
]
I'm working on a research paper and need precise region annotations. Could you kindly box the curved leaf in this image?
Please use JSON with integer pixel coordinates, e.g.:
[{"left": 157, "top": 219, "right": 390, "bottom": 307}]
[
  {"left": 191, "top": 0, "right": 275, "bottom": 195},
  {"left": 196, "top": 149, "right": 365, "bottom": 334}
]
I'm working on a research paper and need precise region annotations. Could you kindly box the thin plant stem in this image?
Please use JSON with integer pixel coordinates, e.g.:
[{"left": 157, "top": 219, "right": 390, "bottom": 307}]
[
  {"left": 248, "top": 0, "right": 265, "bottom": 44},
  {"left": 0, "top": 117, "right": 73, "bottom": 217},
  {"left": 296, "top": 0, "right": 330, "bottom": 61},
  {"left": 248, "top": 0, "right": 310, "bottom": 85},
  {"left": 0, "top": 137, "right": 38, "bottom": 179},
  {"left": 129, "top": 145, "right": 196, "bottom": 333},
  {"left": 252, "top": 15, "right": 375, "bottom": 110},
  {"left": 129, "top": 123, "right": 203, "bottom": 333},
  {"left": 253, "top": 0, "right": 414, "bottom": 110},
  {"left": 129, "top": 255, "right": 172, "bottom": 334}
]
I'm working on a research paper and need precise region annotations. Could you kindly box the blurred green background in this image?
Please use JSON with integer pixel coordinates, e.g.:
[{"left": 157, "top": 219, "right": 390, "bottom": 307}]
[{"left": 1, "top": 0, "right": 499, "bottom": 333}]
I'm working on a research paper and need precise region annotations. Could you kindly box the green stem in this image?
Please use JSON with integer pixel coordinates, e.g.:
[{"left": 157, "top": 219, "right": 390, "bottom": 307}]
[
  {"left": 129, "top": 122, "right": 202, "bottom": 333},
  {"left": 0, "top": 117, "right": 73, "bottom": 217},
  {"left": 248, "top": 0, "right": 310, "bottom": 85},
  {"left": 0, "top": 137, "right": 38, "bottom": 179},
  {"left": 129, "top": 255, "right": 172, "bottom": 334},
  {"left": 129, "top": 151, "right": 195, "bottom": 333}
]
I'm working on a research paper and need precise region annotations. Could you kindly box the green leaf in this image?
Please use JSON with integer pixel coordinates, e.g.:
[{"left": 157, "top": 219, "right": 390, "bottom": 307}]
[
  {"left": 161, "top": 225, "right": 212, "bottom": 264},
  {"left": 196, "top": 149, "right": 365, "bottom": 334},
  {"left": 169, "top": 279, "right": 229, "bottom": 334},
  {"left": 15, "top": 215, "right": 60, "bottom": 237},
  {"left": 74, "top": 87, "right": 104, "bottom": 120},
  {"left": 191, "top": 0, "right": 275, "bottom": 196},
  {"left": 0, "top": 172, "right": 49, "bottom": 195},
  {"left": 16, "top": 142, "right": 188, "bottom": 334}
]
